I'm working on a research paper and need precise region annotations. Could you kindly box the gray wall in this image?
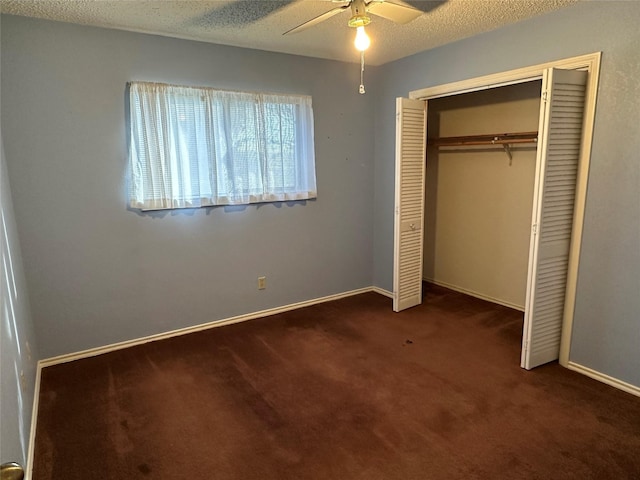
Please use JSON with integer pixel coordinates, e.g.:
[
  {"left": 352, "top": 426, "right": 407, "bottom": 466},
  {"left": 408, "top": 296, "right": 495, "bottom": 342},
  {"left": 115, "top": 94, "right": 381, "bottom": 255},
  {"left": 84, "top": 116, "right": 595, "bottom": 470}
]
[
  {"left": 373, "top": 1, "right": 640, "bottom": 387},
  {"left": 1, "top": 132, "right": 39, "bottom": 467},
  {"left": 1, "top": 15, "right": 376, "bottom": 358},
  {"left": 1, "top": 1, "right": 638, "bottom": 393}
]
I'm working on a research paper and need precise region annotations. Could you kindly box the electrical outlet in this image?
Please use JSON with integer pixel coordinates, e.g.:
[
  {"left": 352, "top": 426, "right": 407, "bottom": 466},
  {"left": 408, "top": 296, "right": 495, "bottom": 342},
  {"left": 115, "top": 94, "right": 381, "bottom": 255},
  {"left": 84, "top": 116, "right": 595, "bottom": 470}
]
[{"left": 258, "top": 276, "right": 266, "bottom": 290}]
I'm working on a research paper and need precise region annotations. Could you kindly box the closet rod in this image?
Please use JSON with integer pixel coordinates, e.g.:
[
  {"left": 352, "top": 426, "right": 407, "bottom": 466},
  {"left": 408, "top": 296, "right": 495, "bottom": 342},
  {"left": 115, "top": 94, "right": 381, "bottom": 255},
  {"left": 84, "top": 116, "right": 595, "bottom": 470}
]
[{"left": 428, "top": 131, "right": 538, "bottom": 147}]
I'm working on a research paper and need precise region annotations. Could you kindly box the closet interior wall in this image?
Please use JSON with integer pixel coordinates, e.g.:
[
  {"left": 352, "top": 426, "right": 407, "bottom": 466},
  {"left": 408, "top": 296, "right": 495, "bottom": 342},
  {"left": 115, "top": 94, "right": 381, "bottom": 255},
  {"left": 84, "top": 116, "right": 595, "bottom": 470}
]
[{"left": 423, "top": 81, "right": 542, "bottom": 310}]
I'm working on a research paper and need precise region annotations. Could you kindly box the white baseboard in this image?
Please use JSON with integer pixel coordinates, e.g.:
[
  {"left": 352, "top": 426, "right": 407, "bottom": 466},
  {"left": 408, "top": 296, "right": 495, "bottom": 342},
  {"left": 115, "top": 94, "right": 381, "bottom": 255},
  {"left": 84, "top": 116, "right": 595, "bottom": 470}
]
[
  {"left": 567, "top": 361, "right": 640, "bottom": 398},
  {"left": 40, "top": 286, "right": 382, "bottom": 368},
  {"left": 25, "top": 363, "right": 42, "bottom": 480},
  {"left": 423, "top": 278, "right": 525, "bottom": 312},
  {"left": 371, "top": 286, "right": 393, "bottom": 298}
]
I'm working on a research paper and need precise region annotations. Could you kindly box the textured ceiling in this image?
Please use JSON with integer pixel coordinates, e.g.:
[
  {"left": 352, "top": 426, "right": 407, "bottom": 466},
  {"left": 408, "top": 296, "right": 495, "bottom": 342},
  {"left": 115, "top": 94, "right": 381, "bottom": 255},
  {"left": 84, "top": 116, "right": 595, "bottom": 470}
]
[{"left": 0, "top": 0, "right": 578, "bottom": 65}]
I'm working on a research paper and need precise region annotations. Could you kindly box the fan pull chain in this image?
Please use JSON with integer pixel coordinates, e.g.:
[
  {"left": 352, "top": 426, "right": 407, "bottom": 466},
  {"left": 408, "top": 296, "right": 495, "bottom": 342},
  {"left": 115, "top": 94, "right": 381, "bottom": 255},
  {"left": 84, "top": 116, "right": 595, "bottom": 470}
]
[{"left": 359, "top": 50, "right": 366, "bottom": 94}]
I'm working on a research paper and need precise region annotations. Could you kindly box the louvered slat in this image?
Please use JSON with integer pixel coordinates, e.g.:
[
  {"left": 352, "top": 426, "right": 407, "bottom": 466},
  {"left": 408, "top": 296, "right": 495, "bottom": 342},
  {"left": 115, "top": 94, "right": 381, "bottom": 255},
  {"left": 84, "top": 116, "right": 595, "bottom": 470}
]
[
  {"left": 394, "top": 98, "right": 426, "bottom": 312},
  {"left": 522, "top": 69, "right": 587, "bottom": 369}
]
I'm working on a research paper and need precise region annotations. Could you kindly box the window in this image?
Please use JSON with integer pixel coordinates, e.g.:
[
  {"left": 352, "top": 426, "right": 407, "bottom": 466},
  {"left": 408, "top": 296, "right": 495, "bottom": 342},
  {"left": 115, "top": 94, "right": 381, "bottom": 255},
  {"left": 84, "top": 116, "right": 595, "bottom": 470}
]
[{"left": 128, "top": 82, "right": 317, "bottom": 210}]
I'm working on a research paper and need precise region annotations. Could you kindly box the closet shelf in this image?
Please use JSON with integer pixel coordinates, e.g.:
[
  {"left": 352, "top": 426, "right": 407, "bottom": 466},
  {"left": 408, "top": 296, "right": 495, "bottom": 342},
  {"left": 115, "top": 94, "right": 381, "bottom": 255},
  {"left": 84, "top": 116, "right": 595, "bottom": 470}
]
[{"left": 427, "top": 131, "right": 538, "bottom": 147}]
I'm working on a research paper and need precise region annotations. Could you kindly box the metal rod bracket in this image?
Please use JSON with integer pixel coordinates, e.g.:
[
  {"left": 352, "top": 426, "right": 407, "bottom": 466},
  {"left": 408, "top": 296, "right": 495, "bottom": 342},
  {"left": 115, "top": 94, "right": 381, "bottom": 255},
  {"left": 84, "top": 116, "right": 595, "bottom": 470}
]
[{"left": 502, "top": 143, "right": 513, "bottom": 165}]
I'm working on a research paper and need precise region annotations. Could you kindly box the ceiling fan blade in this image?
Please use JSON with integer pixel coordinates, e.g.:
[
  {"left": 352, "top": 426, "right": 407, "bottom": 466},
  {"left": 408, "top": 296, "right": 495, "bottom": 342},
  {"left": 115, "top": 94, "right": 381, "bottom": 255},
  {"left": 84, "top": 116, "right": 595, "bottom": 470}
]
[
  {"left": 283, "top": 4, "right": 350, "bottom": 35},
  {"left": 366, "top": 1, "right": 422, "bottom": 24}
]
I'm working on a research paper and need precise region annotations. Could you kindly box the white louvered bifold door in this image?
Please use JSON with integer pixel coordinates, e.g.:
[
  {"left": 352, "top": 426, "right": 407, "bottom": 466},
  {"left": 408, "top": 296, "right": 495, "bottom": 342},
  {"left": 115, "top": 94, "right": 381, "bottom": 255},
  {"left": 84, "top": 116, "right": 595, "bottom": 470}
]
[
  {"left": 393, "top": 98, "right": 426, "bottom": 312},
  {"left": 521, "top": 68, "right": 588, "bottom": 369}
]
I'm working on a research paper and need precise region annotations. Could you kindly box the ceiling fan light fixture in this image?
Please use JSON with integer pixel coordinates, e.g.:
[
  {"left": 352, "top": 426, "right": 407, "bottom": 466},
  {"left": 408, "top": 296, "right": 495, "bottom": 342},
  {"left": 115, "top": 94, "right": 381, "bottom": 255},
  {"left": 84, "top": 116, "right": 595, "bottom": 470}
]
[
  {"left": 347, "top": 14, "right": 371, "bottom": 28},
  {"left": 354, "top": 26, "right": 370, "bottom": 51}
]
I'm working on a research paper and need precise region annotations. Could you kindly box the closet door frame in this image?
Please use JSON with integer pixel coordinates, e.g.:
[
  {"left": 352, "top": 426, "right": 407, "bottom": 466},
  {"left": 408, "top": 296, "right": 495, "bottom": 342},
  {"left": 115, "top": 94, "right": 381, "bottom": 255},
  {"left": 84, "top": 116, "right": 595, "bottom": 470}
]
[{"left": 406, "top": 52, "right": 601, "bottom": 367}]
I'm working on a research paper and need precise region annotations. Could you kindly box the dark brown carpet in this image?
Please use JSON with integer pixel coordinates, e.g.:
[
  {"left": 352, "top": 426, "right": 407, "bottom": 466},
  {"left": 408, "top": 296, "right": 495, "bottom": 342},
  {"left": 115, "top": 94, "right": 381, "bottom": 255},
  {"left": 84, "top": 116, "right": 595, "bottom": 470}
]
[{"left": 33, "top": 285, "right": 640, "bottom": 479}]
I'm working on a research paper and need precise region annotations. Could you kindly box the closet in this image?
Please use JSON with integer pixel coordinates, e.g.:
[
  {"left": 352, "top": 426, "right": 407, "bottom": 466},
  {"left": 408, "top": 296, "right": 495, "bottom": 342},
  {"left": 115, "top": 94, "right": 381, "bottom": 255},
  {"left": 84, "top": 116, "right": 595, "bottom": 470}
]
[
  {"left": 393, "top": 60, "right": 597, "bottom": 371},
  {"left": 423, "top": 82, "right": 542, "bottom": 311}
]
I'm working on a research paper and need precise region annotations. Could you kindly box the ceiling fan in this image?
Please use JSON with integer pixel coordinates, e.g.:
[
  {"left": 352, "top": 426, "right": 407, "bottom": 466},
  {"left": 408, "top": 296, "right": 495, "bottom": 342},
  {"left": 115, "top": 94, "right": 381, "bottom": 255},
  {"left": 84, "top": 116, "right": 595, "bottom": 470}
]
[
  {"left": 283, "top": 0, "right": 423, "bottom": 36},
  {"left": 284, "top": 0, "right": 422, "bottom": 94}
]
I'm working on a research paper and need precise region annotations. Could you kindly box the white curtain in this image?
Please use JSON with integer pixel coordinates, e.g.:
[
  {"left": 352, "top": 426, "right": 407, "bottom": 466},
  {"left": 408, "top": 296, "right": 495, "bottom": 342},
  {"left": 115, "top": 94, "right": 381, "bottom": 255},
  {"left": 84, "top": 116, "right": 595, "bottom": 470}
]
[{"left": 128, "top": 82, "right": 317, "bottom": 210}]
